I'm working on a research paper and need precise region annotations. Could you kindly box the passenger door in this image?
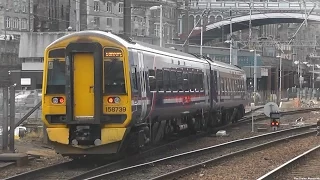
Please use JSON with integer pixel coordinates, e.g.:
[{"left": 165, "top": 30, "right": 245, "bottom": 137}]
[
  {"left": 137, "top": 51, "right": 148, "bottom": 121},
  {"left": 73, "top": 53, "right": 94, "bottom": 119}
]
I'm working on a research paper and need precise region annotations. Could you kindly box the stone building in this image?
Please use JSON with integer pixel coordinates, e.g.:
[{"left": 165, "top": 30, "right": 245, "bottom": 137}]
[
  {"left": 0, "top": 0, "right": 32, "bottom": 36},
  {"left": 68, "top": 0, "right": 179, "bottom": 45},
  {"left": 33, "top": 0, "right": 71, "bottom": 32}
]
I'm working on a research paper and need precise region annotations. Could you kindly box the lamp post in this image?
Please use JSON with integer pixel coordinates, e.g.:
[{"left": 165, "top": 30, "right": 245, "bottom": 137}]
[
  {"left": 250, "top": 49, "right": 257, "bottom": 106},
  {"left": 193, "top": 17, "right": 203, "bottom": 56},
  {"left": 276, "top": 55, "right": 282, "bottom": 103},
  {"left": 224, "top": 40, "right": 233, "bottom": 65},
  {"left": 150, "top": 5, "right": 163, "bottom": 47}
]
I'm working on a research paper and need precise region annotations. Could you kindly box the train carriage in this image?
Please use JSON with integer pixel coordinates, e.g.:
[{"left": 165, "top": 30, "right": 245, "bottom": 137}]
[{"left": 42, "top": 30, "right": 248, "bottom": 157}]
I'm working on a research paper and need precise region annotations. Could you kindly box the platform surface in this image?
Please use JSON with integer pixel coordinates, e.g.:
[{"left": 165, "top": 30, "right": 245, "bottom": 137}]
[{"left": 0, "top": 153, "right": 28, "bottom": 161}]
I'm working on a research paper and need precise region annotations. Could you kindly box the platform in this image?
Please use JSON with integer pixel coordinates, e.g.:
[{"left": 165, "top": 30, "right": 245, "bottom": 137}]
[{"left": 0, "top": 153, "right": 29, "bottom": 166}]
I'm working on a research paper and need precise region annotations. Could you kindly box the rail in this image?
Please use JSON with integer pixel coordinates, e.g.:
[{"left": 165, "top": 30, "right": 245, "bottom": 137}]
[
  {"left": 257, "top": 144, "right": 320, "bottom": 180},
  {"left": 85, "top": 125, "right": 316, "bottom": 179}
]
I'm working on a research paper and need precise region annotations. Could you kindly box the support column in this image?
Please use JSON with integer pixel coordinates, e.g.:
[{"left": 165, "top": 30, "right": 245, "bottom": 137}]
[
  {"left": 290, "top": 71, "right": 294, "bottom": 88},
  {"left": 275, "top": 67, "right": 279, "bottom": 99},
  {"left": 267, "top": 68, "right": 272, "bottom": 92},
  {"left": 285, "top": 71, "right": 289, "bottom": 90},
  {"left": 9, "top": 85, "right": 15, "bottom": 152},
  {"left": 124, "top": 0, "right": 132, "bottom": 37},
  {"left": 2, "top": 87, "right": 8, "bottom": 151}
]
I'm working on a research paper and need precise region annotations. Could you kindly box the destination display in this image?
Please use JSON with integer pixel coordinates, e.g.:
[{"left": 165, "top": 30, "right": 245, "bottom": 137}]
[{"left": 104, "top": 48, "right": 123, "bottom": 57}]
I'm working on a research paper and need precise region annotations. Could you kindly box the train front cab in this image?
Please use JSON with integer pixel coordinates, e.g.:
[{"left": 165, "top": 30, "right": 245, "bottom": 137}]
[{"left": 42, "top": 34, "right": 132, "bottom": 156}]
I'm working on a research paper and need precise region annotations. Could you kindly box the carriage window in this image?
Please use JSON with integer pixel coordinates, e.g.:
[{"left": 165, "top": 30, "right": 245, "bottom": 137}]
[
  {"left": 149, "top": 69, "right": 156, "bottom": 91},
  {"left": 163, "top": 69, "right": 170, "bottom": 91},
  {"left": 220, "top": 78, "right": 224, "bottom": 93},
  {"left": 131, "top": 67, "right": 138, "bottom": 92},
  {"left": 47, "top": 59, "right": 65, "bottom": 94},
  {"left": 200, "top": 73, "right": 204, "bottom": 90},
  {"left": 195, "top": 73, "right": 201, "bottom": 91},
  {"left": 176, "top": 70, "right": 183, "bottom": 91},
  {"left": 170, "top": 70, "right": 177, "bottom": 91},
  {"left": 235, "top": 79, "right": 239, "bottom": 94},
  {"left": 104, "top": 59, "right": 126, "bottom": 94},
  {"left": 231, "top": 79, "right": 234, "bottom": 93},
  {"left": 225, "top": 78, "right": 229, "bottom": 93},
  {"left": 156, "top": 69, "right": 163, "bottom": 91},
  {"left": 183, "top": 71, "right": 189, "bottom": 91},
  {"left": 189, "top": 72, "right": 195, "bottom": 91}
]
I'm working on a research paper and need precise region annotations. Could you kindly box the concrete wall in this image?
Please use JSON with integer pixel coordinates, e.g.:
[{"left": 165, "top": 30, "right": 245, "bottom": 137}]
[{"left": 19, "top": 32, "right": 70, "bottom": 58}]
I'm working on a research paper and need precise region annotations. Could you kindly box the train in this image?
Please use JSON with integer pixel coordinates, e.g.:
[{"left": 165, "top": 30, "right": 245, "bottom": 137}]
[{"left": 41, "top": 30, "right": 248, "bottom": 158}]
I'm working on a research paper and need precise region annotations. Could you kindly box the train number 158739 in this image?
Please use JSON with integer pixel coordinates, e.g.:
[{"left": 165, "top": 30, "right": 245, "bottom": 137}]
[{"left": 106, "top": 107, "right": 126, "bottom": 113}]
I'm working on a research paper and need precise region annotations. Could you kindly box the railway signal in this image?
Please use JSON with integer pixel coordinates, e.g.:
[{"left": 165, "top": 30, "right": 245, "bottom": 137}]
[
  {"left": 263, "top": 102, "right": 280, "bottom": 131},
  {"left": 270, "top": 112, "right": 280, "bottom": 131},
  {"left": 271, "top": 119, "right": 280, "bottom": 127}
]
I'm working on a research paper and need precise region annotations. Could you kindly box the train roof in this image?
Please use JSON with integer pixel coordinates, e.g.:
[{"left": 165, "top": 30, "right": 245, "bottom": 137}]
[{"left": 47, "top": 30, "right": 245, "bottom": 73}]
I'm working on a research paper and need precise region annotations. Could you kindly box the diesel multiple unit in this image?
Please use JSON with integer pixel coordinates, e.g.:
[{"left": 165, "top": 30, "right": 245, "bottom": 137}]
[{"left": 42, "top": 30, "right": 248, "bottom": 157}]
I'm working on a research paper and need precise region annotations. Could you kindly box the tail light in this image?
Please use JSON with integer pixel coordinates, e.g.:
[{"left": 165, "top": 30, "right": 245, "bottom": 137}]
[
  {"left": 52, "top": 97, "right": 65, "bottom": 104},
  {"left": 108, "top": 97, "right": 121, "bottom": 104}
]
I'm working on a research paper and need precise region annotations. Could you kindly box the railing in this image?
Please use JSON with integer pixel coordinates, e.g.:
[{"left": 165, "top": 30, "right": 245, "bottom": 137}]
[
  {"left": 191, "top": 1, "right": 319, "bottom": 10},
  {"left": 13, "top": 89, "right": 42, "bottom": 124},
  {"left": 0, "top": 89, "right": 42, "bottom": 127}
]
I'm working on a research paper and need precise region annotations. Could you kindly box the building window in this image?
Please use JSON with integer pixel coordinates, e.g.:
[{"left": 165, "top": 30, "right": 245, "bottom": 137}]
[
  {"left": 154, "top": 24, "right": 160, "bottom": 37},
  {"left": 6, "top": 17, "right": 10, "bottom": 28},
  {"left": 178, "top": 19, "right": 182, "bottom": 34},
  {"left": 94, "top": 1, "right": 100, "bottom": 12},
  {"left": 119, "top": 3, "right": 124, "bottom": 13},
  {"left": 22, "top": 2, "right": 26, "bottom": 12},
  {"left": 14, "top": 18, "right": 19, "bottom": 29},
  {"left": 106, "top": 2, "right": 112, "bottom": 12},
  {"left": 94, "top": 17, "right": 100, "bottom": 27},
  {"left": 13, "top": 0, "right": 19, "bottom": 12},
  {"left": 21, "top": 18, "right": 27, "bottom": 29},
  {"left": 107, "top": 18, "right": 112, "bottom": 27},
  {"left": 154, "top": 24, "right": 163, "bottom": 37}
]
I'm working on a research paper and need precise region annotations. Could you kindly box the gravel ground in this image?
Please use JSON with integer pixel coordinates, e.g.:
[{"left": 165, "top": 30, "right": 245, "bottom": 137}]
[
  {"left": 0, "top": 110, "right": 317, "bottom": 179},
  {"left": 183, "top": 135, "right": 320, "bottom": 180},
  {"left": 107, "top": 127, "right": 316, "bottom": 180},
  {"left": 277, "top": 149, "right": 320, "bottom": 180},
  {"left": 0, "top": 139, "right": 69, "bottom": 179},
  {"left": 144, "top": 112, "right": 318, "bottom": 160}
]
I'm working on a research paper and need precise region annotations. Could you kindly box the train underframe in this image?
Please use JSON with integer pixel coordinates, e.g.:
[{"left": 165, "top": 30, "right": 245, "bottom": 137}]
[
  {"left": 121, "top": 105, "right": 246, "bottom": 154},
  {"left": 54, "top": 105, "right": 245, "bottom": 159}
]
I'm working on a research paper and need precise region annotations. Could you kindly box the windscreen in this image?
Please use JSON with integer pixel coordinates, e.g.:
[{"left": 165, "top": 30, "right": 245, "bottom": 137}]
[{"left": 46, "top": 59, "right": 65, "bottom": 94}]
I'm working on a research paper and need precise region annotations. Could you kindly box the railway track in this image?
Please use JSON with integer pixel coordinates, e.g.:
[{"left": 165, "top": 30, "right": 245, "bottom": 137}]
[
  {"left": 4, "top": 107, "right": 318, "bottom": 180},
  {"left": 4, "top": 112, "right": 254, "bottom": 180},
  {"left": 257, "top": 144, "right": 320, "bottom": 180},
  {"left": 84, "top": 125, "right": 317, "bottom": 180}
]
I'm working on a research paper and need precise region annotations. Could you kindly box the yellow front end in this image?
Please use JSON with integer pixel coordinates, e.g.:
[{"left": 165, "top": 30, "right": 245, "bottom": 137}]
[{"left": 41, "top": 32, "right": 132, "bottom": 155}]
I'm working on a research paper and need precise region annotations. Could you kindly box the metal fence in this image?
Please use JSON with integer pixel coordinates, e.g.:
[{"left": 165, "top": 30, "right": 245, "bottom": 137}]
[
  {"left": 248, "top": 88, "right": 320, "bottom": 103},
  {"left": 14, "top": 89, "right": 42, "bottom": 123},
  {"left": 0, "top": 89, "right": 42, "bottom": 127}
]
